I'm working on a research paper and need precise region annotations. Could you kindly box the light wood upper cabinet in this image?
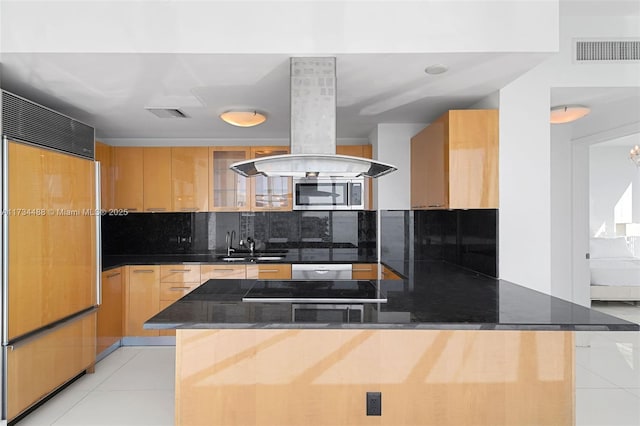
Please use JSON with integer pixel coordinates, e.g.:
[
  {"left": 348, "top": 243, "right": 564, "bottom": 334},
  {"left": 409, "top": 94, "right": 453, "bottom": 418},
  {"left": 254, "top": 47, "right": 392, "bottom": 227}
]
[
  {"left": 411, "top": 110, "right": 498, "bottom": 210},
  {"left": 143, "top": 147, "right": 172, "bottom": 212},
  {"left": 98, "top": 268, "right": 123, "bottom": 355},
  {"left": 250, "top": 146, "right": 292, "bottom": 211},
  {"left": 113, "top": 147, "right": 144, "bottom": 212},
  {"left": 94, "top": 141, "right": 113, "bottom": 210},
  {"left": 209, "top": 146, "right": 250, "bottom": 211},
  {"left": 125, "top": 265, "right": 160, "bottom": 337},
  {"left": 172, "top": 147, "right": 209, "bottom": 212}
]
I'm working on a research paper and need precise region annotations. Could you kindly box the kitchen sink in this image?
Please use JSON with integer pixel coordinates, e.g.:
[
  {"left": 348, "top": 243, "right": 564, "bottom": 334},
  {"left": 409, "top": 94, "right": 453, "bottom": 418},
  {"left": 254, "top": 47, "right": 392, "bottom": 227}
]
[{"left": 218, "top": 255, "right": 285, "bottom": 262}]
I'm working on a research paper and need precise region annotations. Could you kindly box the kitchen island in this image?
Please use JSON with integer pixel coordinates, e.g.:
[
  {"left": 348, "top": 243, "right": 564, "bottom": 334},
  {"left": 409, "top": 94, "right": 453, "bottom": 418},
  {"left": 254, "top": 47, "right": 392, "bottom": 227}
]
[{"left": 146, "top": 261, "right": 638, "bottom": 426}]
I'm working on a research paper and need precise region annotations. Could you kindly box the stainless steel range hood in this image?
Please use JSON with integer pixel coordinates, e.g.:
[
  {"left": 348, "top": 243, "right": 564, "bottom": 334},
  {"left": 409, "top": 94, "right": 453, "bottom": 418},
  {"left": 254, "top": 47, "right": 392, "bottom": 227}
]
[{"left": 230, "top": 57, "right": 397, "bottom": 178}]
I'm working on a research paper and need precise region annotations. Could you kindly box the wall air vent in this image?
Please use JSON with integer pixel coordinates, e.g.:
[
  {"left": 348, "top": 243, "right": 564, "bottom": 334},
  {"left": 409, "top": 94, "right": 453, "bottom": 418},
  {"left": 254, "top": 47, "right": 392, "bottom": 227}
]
[
  {"left": 1, "top": 91, "right": 95, "bottom": 159},
  {"left": 575, "top": 40, "right": 640, "bottom": 62},
  {"left": 145, "top": 107, "right": 188, "bottom": 118}
]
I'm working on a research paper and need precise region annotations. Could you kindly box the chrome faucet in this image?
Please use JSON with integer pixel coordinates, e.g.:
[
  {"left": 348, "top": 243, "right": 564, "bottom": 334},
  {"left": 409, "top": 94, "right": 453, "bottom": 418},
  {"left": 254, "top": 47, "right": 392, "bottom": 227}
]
[
  {"left": 225, "top": 230, "right": 236, "bottom": 256},
  {"left": 239, "top": 236, "right": 256, "bottom": 255}
]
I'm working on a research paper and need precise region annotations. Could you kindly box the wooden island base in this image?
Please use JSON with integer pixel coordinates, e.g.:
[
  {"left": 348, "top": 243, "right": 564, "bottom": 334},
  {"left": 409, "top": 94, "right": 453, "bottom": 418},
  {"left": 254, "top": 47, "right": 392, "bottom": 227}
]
[{"left": 175, "top": 329, "right": 574, "bottom": 426}]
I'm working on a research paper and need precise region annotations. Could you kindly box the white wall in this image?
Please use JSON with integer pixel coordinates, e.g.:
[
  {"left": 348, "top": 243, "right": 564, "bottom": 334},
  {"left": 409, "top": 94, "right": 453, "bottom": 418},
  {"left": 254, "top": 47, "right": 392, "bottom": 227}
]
[
  {"left": 498, "top": 5, "right": 640, "bottom": 303},
  {"left": 590, "top": 140, "right": 640, "bottom": 237},
  {"left": 499, "top": 67, "right": 553, "bottom": 294},
  {"left": 372, "top": 123, "right": 425, "bottom": 210},
  {"left": 551, "top": 123, "right": 575, "bottom": 302}
]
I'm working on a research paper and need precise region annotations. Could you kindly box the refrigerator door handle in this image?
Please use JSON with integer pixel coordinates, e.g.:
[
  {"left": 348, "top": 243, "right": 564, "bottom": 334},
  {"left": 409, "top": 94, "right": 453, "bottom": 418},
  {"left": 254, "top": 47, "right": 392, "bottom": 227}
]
[{"left": 95, "top": 161, "right": 102, "bottom": 306}]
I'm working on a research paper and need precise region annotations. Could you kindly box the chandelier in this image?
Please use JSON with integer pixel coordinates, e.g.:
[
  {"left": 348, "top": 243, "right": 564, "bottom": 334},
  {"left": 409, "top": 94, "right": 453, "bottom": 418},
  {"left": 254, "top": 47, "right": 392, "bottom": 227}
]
[{"left": 630, "top": 145, "right": 640, "bottom": 166}]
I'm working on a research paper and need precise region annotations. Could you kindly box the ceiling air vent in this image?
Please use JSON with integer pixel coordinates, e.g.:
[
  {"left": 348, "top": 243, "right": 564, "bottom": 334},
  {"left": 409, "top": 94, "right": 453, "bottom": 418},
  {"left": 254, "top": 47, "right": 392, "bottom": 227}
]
[
  {"left": 575, "top": 40, "right": 640, "bottom": 62},
  {"left": 145, "top": 107, "right": 188, "bottom": 118}
]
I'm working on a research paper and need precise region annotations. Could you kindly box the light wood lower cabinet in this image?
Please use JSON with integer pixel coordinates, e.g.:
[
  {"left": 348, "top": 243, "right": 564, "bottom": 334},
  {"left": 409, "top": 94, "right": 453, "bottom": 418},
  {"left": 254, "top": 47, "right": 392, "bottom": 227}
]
[
  {"left": 97, "top": 268, "right": 123, "bottom": 354},
  {"left": 159, "top": 265, "right": 201, "bottom": 337},
  {"left": 246, "top": 264, "right": 292, "bottom": 279},
  {"left": 125, "top": 266, "right": 160, "bottom": 337},
  {"left": 7, "top": 313, "right": 96, "bottom": 421},
  {"left": 382, "top": 266, "right": 403, "bottom": 280},
  {"left": 351, "top": 263, "right": 378, "bottom": 279},
  {"left": 201, "top": 264, "right": 247, "bottom": 280},
  {"left": 175, "top": 329, "right": 574, "bottom": 426}
]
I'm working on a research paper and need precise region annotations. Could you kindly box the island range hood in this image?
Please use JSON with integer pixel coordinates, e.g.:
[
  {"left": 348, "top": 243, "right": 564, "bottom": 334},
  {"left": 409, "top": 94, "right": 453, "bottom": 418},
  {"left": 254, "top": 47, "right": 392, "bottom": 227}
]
[{"left": 230, "top": 57, "right": 397, "bottom": 178}]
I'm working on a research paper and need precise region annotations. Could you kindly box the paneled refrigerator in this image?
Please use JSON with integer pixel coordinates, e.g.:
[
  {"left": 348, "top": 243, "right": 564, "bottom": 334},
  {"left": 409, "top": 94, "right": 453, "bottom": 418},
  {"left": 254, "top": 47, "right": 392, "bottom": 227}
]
[{"left": 1, "top": 91, "right": 99, "bottom": 422}]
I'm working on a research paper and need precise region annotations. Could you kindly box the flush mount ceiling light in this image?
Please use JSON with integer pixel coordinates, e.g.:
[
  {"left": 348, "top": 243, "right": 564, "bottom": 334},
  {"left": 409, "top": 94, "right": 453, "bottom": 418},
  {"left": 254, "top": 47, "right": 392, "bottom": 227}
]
[
  {"left": 219, "top": 110, "right": 266, "bottom": 127},
  {"left": 630, "top": 145, "right": 640, "bottom": 167},
  {"left": 424, "top": 64, "right": 449, "bottom": 75},
  {"left": 550, "top": 105, "right": 591, "bottom": 124}
]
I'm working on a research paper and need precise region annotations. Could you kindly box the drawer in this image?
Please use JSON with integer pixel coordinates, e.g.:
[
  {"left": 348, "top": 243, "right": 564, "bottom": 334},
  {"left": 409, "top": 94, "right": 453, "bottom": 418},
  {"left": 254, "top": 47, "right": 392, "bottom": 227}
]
[
  {"left": 254, "top": 264, "right": 291, "bottom": 280},
  {"left": 352, "top": 263, "right": 378, "bottom": 280},
  {"left": 160, "top": 265, "right": 201, "bottom": 283},
  {"left": 160, "top": 282, "right": 200, "bottom": 302},
  {"left": 201, "top": 264, "right": 246, "bottom": 280}
]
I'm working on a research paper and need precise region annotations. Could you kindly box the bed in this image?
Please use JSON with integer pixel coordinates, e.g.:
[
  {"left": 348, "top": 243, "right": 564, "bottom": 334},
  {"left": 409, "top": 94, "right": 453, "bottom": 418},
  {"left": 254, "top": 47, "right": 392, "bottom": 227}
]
[{"left": 590, "top": 237, "right": 640, "bottom": 301}]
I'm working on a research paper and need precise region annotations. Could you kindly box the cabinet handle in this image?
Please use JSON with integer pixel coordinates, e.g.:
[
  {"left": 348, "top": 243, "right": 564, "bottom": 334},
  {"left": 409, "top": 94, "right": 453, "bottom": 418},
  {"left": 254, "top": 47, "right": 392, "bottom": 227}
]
[
  {"left": 210, "top": 268, "right": 235, "bottom": 272},
  {"left": 132, "top": 269, "right": 155, "bottom": 273},
  {"left": 125, "top": 208, "right": 138, "bottom": 212},
  {"left": 180, "top": 208, "right": 199, "bottom": 212},
  {"left": 169, "top": 269, "right": 191, "bottom": 273},
  {"left": 352, "top": 268, "right": 373, "bottom": 272},
  {"left": 106, "top": 272, "right": 122, "bottom": 278},
  {"left": 146, "top": 208, "right": 166, "bottom": 212},
  {"left": 428, "top": 204, "right": 443, "bottom": 208},
  {"left": 260, "top": 269, "right": 280, "bottom": 273},
  {"left": 169, "top": 286, "right": 191, "bottom": 291}
]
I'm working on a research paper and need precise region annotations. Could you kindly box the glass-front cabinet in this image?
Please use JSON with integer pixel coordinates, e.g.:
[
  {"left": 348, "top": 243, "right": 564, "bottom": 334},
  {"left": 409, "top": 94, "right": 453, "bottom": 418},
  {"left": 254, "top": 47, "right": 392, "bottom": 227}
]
[
  {"left": 250, "top": 146, "right": 292, "bottom": 211},
  {"left": 209, "top": 147, "right": 250, "bottom": 211}
]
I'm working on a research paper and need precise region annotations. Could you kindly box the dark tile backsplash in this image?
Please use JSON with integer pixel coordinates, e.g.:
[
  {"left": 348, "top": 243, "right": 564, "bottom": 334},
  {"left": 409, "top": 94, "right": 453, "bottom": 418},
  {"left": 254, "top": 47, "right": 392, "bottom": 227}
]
[
  {"left": 102, "top": 211, "right": 376, "bottom": 255},
  {"left": 381, "top": 209, "right": 498, "bottom": 277}
]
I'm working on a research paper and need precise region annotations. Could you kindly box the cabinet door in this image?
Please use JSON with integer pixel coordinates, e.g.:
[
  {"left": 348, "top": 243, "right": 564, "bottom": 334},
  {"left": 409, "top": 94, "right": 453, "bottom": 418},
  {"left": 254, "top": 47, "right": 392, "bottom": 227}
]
[
  {"left": 352, "top": 263, "right": 378, "bottom": 279},
  {"left": 95, "top": 141, "right": 113, "bottom": 210},
  {"left": 172, "top": 147, "right": 209, "bottom": 212},
  {"left": 6, "top": 314, "right": 96, "bottom": 421},
  {"left": 250, "top": 147, "right": 292, "bottom": 211},
  {"left": 448, "top": 110, "right": 499, "bottom": 209},
  {"left": 97, "top": 268, "right": 123, "bottom": 354},
  {"left": 143, "top": 147, "right": 172, "bottom": 212},
  {"left": 160, "top": 264, "right": 201, "bottom": 284},
  {"left": 209, "top": 147, "right": 250, "bottom": 211},
  {"left": 246, "top": 264, "right": 291, "bottom": 279},
  {"left": 411, "top": 115, "right": 447, "bottom": 209},
  {"left": 125, "top": 266, "right": 160, "bottom": 337},
  {"left": 201, "top": 265, "right": 246, "bottom": 280},
  {"left": 113, "top": 147, "right": 144, "bottom": 212}
]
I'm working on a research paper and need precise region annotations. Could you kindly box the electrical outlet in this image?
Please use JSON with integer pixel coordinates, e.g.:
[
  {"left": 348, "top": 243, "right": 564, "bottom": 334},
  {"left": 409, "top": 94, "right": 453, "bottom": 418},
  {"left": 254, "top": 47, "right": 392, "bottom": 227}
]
[{"left": 366, "top": 392, "right": 381, "bottom": 416}]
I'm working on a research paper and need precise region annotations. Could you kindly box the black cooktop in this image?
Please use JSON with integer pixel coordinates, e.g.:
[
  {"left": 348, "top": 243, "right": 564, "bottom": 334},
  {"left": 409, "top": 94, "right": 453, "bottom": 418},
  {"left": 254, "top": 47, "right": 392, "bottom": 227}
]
[{"left": 242, "top": 280, "right": 386, "bottom": 303}]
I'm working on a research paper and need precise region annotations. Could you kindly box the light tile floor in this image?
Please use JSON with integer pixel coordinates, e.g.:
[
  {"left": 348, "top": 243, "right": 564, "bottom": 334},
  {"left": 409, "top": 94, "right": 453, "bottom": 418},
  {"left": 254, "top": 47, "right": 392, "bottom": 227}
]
[{"left": 15, "top": 302, "right": 640, "bottom": 426}]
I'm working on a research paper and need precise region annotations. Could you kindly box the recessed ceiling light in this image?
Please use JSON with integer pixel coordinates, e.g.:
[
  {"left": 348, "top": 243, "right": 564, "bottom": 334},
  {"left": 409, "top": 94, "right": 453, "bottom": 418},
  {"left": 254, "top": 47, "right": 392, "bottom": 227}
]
[
  {"left": 550, "top": 105, "right": 591, "bottom": 124},
  {"left": 220, "top": 110, "right": 267, "bottom": 127},
  {"left": 424, "top": 64, "right": 449, "bottom": 75}
]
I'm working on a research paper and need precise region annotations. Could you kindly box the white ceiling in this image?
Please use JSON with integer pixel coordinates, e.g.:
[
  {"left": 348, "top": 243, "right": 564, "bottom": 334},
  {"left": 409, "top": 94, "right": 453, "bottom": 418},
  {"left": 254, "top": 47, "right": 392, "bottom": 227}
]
[
  {"left": 0, "top": 0, "right": 637, "bottom": 144},
  {"left": 1, "top": 52, "right": 549, "bottom": 141}
]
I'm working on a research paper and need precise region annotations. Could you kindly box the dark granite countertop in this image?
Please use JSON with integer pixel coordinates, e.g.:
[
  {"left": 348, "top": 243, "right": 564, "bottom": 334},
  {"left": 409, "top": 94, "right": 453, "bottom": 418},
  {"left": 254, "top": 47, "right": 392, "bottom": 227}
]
[
  {"left": 102, "top": 249, "right": 377, "bottom": 271},
  {"left": 144, "top": 260, "right": 639, "bottom": 331}
]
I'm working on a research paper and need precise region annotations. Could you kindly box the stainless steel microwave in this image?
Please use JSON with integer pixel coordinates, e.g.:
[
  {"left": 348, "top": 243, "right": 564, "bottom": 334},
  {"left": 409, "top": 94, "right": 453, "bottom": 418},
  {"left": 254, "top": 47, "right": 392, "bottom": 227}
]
[{"left": 292, "top": 178, "right": 366, "bottom": 210}]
